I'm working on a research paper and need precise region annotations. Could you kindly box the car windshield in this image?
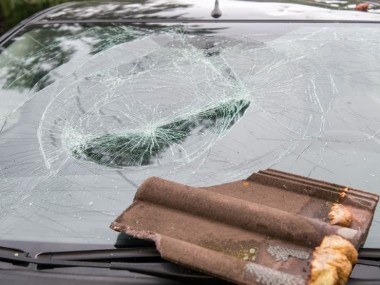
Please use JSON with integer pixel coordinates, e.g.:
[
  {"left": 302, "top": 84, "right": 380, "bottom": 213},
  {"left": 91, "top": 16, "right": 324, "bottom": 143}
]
[{"left": 1, "top": 21, "right": 380, "bottom": 248}]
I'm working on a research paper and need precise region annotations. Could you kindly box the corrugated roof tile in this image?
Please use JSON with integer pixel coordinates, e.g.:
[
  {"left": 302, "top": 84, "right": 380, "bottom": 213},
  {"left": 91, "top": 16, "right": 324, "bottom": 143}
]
[{"left": 111, "top": 169, "right": 378, "bottom": 285}]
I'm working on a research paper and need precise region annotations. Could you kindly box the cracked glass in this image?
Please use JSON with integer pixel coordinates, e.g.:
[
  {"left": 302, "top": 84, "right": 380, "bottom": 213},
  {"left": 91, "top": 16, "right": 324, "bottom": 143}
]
[{"left": 0, "top": 23, "right": 380, "bottom": 247}]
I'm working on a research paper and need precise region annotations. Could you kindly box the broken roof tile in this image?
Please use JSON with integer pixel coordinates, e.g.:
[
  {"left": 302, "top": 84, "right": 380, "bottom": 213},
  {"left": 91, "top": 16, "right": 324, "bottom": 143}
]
[{"left": 110, "top": 169, "right": 378, "bottom": 285}]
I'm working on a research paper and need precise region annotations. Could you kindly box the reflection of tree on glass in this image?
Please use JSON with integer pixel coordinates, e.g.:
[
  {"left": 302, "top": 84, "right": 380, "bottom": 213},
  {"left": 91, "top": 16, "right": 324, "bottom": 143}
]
[
  {"left": 0, "top": 0, "right": 71, "bottom": 35},
  {"left": 44, "top": 0, "right": 190, "bottom": 20},
  {"left": 0, "top": 1, "right": 195, "bottom": 92},
  {"left": 0, "top": 28, "right": 75, "bottom": 91},
  {"left": 0, "top": 26, "right": 148, "bottom": 91}
]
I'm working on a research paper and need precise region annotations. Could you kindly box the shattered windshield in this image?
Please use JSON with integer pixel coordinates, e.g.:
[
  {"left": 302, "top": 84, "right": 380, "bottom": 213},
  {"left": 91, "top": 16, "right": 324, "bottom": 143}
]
[{"left": 0, "top": 23, "right": 380, "bottom": 247}]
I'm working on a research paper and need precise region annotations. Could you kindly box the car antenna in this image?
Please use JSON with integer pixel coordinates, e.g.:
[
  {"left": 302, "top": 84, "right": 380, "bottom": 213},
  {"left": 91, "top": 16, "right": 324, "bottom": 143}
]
[{"left": 211, "top": 0, "right": 222, "bottom": 18}]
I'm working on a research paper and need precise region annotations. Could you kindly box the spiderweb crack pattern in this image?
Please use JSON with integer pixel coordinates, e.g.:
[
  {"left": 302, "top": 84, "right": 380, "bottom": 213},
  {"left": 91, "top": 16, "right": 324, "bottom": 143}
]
[
  {"left": 38, "top": 31, "right": 252, "bottom": 170},
  {"left": 0, "top": 25, "right": 380, "bottom": 245}
]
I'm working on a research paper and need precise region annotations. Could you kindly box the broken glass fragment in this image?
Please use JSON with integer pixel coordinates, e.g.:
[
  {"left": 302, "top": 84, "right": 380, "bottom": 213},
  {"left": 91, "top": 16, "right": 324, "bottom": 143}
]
[{"left": 73, "top": 99, "right": 250, "bottom": 167}]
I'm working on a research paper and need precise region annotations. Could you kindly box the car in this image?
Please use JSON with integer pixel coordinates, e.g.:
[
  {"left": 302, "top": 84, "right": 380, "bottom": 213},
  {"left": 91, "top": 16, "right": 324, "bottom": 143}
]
[{"left": 0, "top": 0, "right": 380, "bottom": 284}]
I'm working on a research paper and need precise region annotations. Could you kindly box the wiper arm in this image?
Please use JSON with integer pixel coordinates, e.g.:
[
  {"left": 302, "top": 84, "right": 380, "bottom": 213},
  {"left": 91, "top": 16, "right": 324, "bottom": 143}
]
[
  {"left": 38, "top": 247, "right": 161, "bottom": 261},
  {"left": 0, "top": 245, "right": 28, "bottom": 265},
  {"left": 358, "top": 248, "right": 380, "bottom": 260},
  {"left": 38, "top": 247, "right": 208, "bottom": 280},
  {"left": 0, "top": 245, "right": 216, "bottom": 282},
  {"left": 345, "top": 249, "right": 380, "bottom": 284},
  {"left": 3, "top": 245, "right": 380, "bottom": 283},
  {"left": 356, "top": 248, "right": 380, "bottom": 267}
]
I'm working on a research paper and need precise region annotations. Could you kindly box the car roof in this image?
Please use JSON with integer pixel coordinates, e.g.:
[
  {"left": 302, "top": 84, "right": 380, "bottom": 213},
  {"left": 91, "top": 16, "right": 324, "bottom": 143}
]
[
  {"left": 2, "top": 0, "right": 379, "bottom": 48},
  {"left": 32, "top": 0, "right": 380, "bottom": 23}
]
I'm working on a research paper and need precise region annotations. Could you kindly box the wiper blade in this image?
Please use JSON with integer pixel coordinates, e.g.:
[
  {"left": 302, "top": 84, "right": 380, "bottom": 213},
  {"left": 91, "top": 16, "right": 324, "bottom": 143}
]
[
  {"left": 357, "top": 248, "right": 380, "bottom": 267},
  {"left": 0, "top": 246, "right": 215, "bottom": 282},
  {"left": 0, "top": 245, "right": 28, "bottom": 264},
  {"left": 358, "top": 248, "right": 380, "bottom": 260},
  {"left": 38, "top": 248, "right": 208, "bottom": 280},
  {"left": 38, "top": 247, "right": 161, "bottom": 261},
  {"left": 346, "top": 249, "right": 380, "bottom": 284},
  {"left": 3, "top": 245, "right": 380, "bottom": 283}
]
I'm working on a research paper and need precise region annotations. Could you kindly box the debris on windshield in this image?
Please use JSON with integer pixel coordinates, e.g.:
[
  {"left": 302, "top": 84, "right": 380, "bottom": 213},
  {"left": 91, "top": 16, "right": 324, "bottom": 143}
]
[
  {"left": 309, "top": 235, "right": 358, "bottom": 285},
  {"left": 110, "top": 169, "right": 378, "bottom": 285},
  {"left": 355, "top": 3, "right": 369, "bottom": 11},
  {"left": 328, "top": 204, "right": 353, "bottom": 227}
]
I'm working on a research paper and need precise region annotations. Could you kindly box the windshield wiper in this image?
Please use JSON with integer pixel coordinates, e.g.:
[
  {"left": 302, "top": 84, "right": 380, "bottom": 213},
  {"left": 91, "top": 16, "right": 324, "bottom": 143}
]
[
  {"left": 0, "top": 245, "right": 222, "bottom": 283},
  {"left": 355, "top": 249, "right": 380, "bottom": 267},
  {"left": 2, "top": 245, "right": 380, "bottom": 283}
]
